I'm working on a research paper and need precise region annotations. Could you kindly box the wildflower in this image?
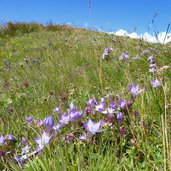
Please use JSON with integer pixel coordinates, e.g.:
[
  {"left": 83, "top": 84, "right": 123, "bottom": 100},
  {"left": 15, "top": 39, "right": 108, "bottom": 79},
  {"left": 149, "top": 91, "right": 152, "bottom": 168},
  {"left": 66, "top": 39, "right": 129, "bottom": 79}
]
[
  {"left": 95, "top": 103, "right": 105, "bottom": 112},
  {"left": 79, "top": 132, "right": 87, "bottom": 141},
  {"left": 69, "top": 110, "right": 83, "bottom": 121},
  {"left": 117, "top": 112, "right": 123, "bottom": 121},
  {"left": 147, "top": 56, "right": 153, "bottom": 61},
  {"left": 0, "top": 151, "right": 5, "bottom": 157},
  {"left": 150, "top": 79, "right": 162, "bottom": 88},
  {"left": 7, "top": 135, "right": 15, "bottom": 141},
  {"left": 142, "top": 49, "right": 149, "bottom": 55},
  {"left": 35, "top": 132, "right": 51, "bottom": 152},
  {"left": 32, "top": 59, "right": 37, "bottom": 63},
  {"left": 128, "top": 84, "right": 144, "bottom": 96},
  {"left": 118, "top": 100, "right": 127, "bottom": 109},
  {"left": 120, "top": 126, "right": 126, "bottom": 135},
  {"left": 0, "top": 136, "right": 6, "bottom": 144},
  {"left": 102, "top": 47, "right": 113, "bottom": 59},
  {"left": 149, "top": 62, "right": 157, "bottom": 68},
  {"left": 44, "top": 116, "right": 54, "bottom": 131},
  {"left": 26, "top": 116, "right": 33, "bottom": 123},
  {"left": 21, "top": 137, "right": 27, "bottom": 144},
  {"left": 53, "top": 123, "right": 63, "bottom": 132},
  {"left": 59, "top": 114, "right": 70, "bottom": 125},
  {"left": 84, "top": 106, "right": 92, "bottom": 115},
  {"left": 86, "top": 98, "right": 96, "bottom": 107},
  {"left": 119, "top": 51, "right": 129, "bottom": 60},
  {"left": 53, "top": 107, "right": 60, "bottom": 113},
  {"left": 69, "top": 102, "right": 76, "bottom": 112},
  {"left": 65, "top": 133, "right": 75, "bottom": 144},
  {"left": 110, "top": 102, "right": 116, "bottom": 109},
  {"left": 149, "top": 67, "right": 156, "bottom": 73},
  {"left": 84, "top": 119, "right": 101, "bottom": 135},
  {"left": 101, "top": 108, "right": 115, "bottom": 115},
  {"left": 14, "top": 155, "right": 27, "bottom": 164},
  {"left": 22, "top": 145, "right": 30, "bottom": 154}
]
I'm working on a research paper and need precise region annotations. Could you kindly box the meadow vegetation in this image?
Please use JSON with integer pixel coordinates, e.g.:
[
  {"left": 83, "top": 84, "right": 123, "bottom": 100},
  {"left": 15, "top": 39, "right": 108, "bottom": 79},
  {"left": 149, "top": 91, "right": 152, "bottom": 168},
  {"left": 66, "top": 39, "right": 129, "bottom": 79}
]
[{"left": 0, "top": 22, "right": 171, "bottom": 170}]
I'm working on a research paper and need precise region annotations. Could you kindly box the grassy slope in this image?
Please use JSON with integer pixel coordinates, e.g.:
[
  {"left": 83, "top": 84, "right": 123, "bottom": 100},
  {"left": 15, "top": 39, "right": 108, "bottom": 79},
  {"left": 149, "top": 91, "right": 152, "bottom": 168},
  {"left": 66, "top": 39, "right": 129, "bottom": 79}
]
[{"left": 0, "top": 25, "right": 171, "bottom": 170}]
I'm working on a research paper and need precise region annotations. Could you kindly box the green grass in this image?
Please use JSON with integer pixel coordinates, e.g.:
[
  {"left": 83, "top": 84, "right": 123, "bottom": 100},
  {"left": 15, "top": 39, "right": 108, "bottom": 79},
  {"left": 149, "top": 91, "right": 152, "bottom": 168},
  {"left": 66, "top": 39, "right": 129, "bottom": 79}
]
[{"left": 0, "top": 22, "right": 171, "bottom": 170}]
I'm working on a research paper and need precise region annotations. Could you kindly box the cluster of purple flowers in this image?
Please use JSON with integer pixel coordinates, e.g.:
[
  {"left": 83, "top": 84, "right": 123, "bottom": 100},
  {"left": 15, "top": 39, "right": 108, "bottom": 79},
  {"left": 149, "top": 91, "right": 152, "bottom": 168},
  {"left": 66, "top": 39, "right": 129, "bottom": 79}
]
[
  {"left": 148, "top": 56, "right": 157, "bottom": 73},
  {"left": 0, "top": 83, "right": 146, "bottom": 164},
  {"left": 102, "top": 47, "right": 113, "bottom": 59},
  {"left": 119, "top": 51, "right": 129, "bottom": 60}
]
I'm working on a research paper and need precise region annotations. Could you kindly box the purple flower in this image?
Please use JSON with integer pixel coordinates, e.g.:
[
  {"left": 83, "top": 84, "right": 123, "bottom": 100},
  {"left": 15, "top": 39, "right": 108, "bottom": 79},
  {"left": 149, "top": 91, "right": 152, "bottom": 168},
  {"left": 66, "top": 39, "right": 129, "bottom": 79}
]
[
  {"left": 22, "top": 137, "right": 27, "bottom": 144},
  {"left": 128, "top": 84, "right": 144, "bottom": 96},
  {"left": 86, "top": 98, "right": 96, "bottom": 106},
  {"left": 84, "top": 119, "right": 101, "bottom": 135},
  {"left": 7, "top": 135, "right": 15, "bottom": 141},
  {"left": 117, "top": 112, "right": 123, "bottom": 121},
  {"left": 149, "top": 62, "right": 157, "bottom": 68},
  {"left": 0, "top": 151, "right": 5, "bottom": 157},
  {"left": 69, "top": 110, "right": 83, "bottom": 121},
  {"left": 0, "top": 136, "right": 6, "bottom": 144},
  {"left": 69, "top": 102, "right": 76, "bottom": 112},
  {"left": 120, "top": 126, "right": 126, "bottom": 135},
  {"left": 14, "top": 155, "right": 27, "bottom": 164},
  {"left": 22, "top": 145, "right": 30, "bottom": 154},
  {"left": 147, "top": 56, "right": 153, "bottom": 61},
  {"left": 53, "top": 107, "right": 60, "bottom": 113},
  {"left": 142, "top": 49, "right": 149, "bottom": 55},
  {"left": 150, "top": 79, "right": 162, "bottom": 88},
  {"left": 65, "top": 133, "right": 75, "bottom": 144},
  {"left": 59, "top": 114, "right": 70, "bottom": 125},
  {"left": 44, "top": 116, "right": 54, "bottom": 131},
  {"left": 119, "top": 51, "right": 129, "bottom": 60},
  {"left": 149, "top": 68, "right": 156, "bottom": 73},
  {"left": 110, "top": 102, "right": 116, "bottom": 110},
  {"left": 102, "top": 47, "right": 113, "bottom": 59},
  {"left": 95, "top": 103, "right": 105, "bottom": 112},
  {"left": 35, "top": 132, "right": 51, "bottom": 151},
  {"left": 26, "top": 116, "right": 33, "bottom": 123},
  {"left": 32, "top": 59, "right": 37, "bottom": 62},
  {"left": 101, "top": 108, "right": 115, "bottom": 115},
  {"left": 79, "top": 132, "right": 87, "bottom": 141},
  {"left": 53, "top": 124, "right": 63, "bottom": 132},
  {"left": 84, "top": 106, "right": 92, "bottom": 115},
  {"left": 118, "top": 100, "right": 127, "bottom": 109}
]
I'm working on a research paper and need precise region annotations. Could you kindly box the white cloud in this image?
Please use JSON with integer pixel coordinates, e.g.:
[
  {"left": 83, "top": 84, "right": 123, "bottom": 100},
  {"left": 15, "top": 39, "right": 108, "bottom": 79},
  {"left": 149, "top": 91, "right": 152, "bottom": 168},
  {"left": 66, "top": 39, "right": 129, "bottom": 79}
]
[{"left": 109, "top": 29, "right": 171, "bottom": 44}]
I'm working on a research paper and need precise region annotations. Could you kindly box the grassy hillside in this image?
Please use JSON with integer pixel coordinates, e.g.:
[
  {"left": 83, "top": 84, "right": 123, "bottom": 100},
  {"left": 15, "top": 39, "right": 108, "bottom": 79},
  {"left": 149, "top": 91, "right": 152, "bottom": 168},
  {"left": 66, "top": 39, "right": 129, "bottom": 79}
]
[{"left": 0, "top": 23, "right": 171, "bottom": 170}]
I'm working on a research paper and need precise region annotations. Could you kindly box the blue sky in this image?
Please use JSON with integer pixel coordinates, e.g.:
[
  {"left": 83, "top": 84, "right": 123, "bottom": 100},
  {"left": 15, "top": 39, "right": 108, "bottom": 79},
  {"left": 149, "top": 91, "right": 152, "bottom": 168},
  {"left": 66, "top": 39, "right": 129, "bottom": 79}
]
[{"left": 0, "top": 0, "right": 171, "bottom": 34}]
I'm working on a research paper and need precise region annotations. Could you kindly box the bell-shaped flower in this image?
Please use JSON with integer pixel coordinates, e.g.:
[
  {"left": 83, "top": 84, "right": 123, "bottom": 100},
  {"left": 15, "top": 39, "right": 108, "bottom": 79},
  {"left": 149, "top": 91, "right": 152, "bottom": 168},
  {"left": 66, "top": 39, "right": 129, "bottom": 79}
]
[
  {"left": 101, "top": 108, "right": 115, "bottom": 115},
  {"left": 35, "top": 132, "right": 51, "bottom": 152},
  {"left": 84, "top": 119, "right": 101, "bottom": 135},
  {"left": 118, "top": 99, "right": 127, "bottom": 109},
  {"left": 79, "top": 132, "right": 87, "bottom": 141},
  {"left": 128, "top": 84, "right": 144, "bottom": 97},
  {"left": 69, "top": 110, "right": 83, "bottom": 121},
  {"left": 6, "top": 134, "right": 15, "bottom": 141},
  {"left": 0, "top": 136, "right": 6, "bottom": 144},
  {"left": 150, "top": 79, "right": 162, "bottom": 88},
  {"left": 53, "top": 107, "right": 60, "bottom": 113},
  {"left": 44, "top": 116, "right": 54, "bottom": 131},
  {"left": 110, "top": 102, "right": 116, "bottom": 109},
  {"left": 95, "top": 103, "right": 105, "bottom": 112},
  {"left": 86, "top": 98, "right": 96, "bottom": 107},
  {"left": 26, "top": 116, "right": 33, "bottom": 123},
  {"left": 117, "top": 112, "right": 123, "bottom": 121},
  {"left": 22, "top": 145, "right": 30, "bottom": 154},
  {"left": 59, "top": 114, "right": 70, "bottom": 125}
]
